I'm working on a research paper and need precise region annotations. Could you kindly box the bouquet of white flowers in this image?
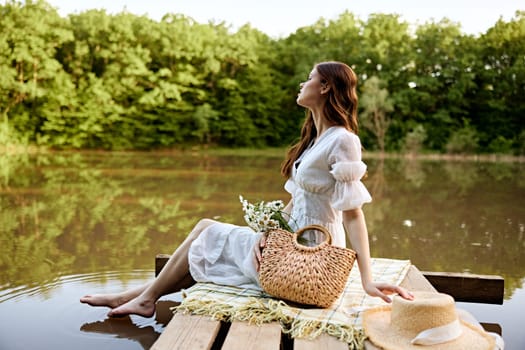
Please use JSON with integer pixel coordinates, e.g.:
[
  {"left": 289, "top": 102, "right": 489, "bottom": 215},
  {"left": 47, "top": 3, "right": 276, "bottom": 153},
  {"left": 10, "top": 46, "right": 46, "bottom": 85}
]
[{"left": 239, "top": 195, "right": 293, "bottom": 234}]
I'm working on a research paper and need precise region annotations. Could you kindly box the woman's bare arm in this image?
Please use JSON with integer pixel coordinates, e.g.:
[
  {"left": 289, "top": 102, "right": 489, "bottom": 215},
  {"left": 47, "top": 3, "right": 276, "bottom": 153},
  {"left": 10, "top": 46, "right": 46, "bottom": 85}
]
[{"left": 343, "top": 208, "right": 413, "bottom": 303}]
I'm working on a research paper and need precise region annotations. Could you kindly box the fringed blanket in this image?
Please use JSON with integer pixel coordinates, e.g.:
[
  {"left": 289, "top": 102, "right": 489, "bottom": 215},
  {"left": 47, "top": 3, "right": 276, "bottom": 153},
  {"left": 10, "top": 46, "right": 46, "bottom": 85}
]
[{"left": 174, "top": 258, "right": 411, "bottom": 349}]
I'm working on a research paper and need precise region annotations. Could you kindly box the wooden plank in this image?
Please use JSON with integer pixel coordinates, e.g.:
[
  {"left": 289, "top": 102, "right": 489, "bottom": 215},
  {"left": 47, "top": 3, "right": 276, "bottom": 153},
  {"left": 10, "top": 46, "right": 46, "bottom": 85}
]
[
  {"left": 154, "top": 256, "right": 505, "bottom": 348},
  {"left": 151, "top": 314, "right": 221, "bottom": 350},
  {"left": 422, "top": 271, "right": 504, "bottom": 304},
  {"left": 294, "top": 334, "right": 348, "bottom": 350},
  {"left": 364, "top": 339, "right": 381, "bottom": 350},
  {"left": 221, "top": 321, "right": 282, "bottom": 350},
  {"left": 480, "top": 322, "right": 502, "bottom": 336},
  {"left": 401, "top": 265, "right": 437, "bottom": 292}
]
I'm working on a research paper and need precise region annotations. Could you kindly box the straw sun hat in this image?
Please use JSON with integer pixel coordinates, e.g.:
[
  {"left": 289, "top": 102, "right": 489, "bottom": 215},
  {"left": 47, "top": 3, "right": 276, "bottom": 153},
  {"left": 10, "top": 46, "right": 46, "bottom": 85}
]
[{"left": 363, "top": 291, "right": 495, "bottom": 350}]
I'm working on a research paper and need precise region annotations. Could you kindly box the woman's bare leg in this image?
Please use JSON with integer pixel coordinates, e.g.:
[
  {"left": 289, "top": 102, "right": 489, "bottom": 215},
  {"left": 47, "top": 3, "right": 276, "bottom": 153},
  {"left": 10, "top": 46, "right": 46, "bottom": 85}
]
[
  {"left": 106, "top": 219, "right": 216, "bottom": 317},
  {"left": 80, "top": 282, "right": 152, "bottom": 308},
  {"left": 80, "top": 219, "right": 217, "bottom": 315}
]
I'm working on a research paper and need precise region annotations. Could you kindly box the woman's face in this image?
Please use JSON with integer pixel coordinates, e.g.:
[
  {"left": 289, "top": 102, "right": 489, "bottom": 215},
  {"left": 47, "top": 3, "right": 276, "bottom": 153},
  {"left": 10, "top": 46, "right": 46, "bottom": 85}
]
[{"left": 296, "top": 67, "right": 324, "bottom": 109}]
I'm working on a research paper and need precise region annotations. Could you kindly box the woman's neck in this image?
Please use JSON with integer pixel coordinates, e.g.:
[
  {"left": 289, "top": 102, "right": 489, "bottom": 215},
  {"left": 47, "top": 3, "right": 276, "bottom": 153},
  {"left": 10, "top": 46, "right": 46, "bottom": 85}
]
[{"left": 311, "top": 111, "right": 333, "bottom": 139}]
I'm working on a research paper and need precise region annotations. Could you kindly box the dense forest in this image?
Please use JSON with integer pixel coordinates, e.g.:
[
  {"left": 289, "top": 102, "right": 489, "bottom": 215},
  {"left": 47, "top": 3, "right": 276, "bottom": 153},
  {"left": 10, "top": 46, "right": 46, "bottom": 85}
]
[{"left": 1, "top": 0, "right": 524, "bottom": 154}]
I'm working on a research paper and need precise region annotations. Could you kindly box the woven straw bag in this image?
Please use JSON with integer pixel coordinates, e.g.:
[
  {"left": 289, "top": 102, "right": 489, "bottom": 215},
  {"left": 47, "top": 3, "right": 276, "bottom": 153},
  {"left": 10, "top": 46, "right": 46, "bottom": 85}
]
[{"left": 259, "top": 224, "right": 356, "bottom": 308}]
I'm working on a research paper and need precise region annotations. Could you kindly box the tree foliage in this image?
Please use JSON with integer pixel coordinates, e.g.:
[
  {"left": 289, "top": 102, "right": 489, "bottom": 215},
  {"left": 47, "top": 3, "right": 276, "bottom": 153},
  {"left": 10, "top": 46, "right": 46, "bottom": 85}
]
[
  {"left": 1, "top": 1, "right": 524, "bottom": 154},
  {"left": 360, "top": 76, "right": 394, "bottom": 153}
]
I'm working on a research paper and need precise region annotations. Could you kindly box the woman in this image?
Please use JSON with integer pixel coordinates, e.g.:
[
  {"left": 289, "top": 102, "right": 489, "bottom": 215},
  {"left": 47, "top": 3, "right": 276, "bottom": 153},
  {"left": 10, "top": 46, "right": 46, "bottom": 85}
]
[{"left": 80, "top": 61, "right": 413, "bottom": 318}]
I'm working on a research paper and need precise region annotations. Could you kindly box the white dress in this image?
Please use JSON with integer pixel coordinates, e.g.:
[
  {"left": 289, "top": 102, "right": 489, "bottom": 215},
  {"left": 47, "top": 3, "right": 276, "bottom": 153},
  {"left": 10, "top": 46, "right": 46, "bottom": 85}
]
[{"left": 188, "top": 126, "right": 372, "bottom": 290}]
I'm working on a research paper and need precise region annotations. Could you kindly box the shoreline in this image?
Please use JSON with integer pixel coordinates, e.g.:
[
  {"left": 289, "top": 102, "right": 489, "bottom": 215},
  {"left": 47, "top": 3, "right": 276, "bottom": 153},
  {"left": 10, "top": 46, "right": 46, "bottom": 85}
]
[{"left": 1, "top": 145, "right": 524, "bottom": 163}]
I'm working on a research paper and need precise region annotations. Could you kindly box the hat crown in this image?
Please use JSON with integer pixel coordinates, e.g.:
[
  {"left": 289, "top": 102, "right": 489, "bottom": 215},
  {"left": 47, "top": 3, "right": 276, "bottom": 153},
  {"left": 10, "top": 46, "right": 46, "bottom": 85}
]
[
  {"left": 363, "top": 291, "right": 495, "bottom": 350},
  {"left": 390, "top": 292, "right": 458, "bottom": 334}
]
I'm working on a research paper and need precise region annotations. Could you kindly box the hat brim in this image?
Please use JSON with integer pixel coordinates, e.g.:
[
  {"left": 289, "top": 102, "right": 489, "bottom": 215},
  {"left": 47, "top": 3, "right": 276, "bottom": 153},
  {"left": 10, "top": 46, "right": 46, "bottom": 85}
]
[{"left": 362, "top": 306, "right": 495, "bottom": 350}]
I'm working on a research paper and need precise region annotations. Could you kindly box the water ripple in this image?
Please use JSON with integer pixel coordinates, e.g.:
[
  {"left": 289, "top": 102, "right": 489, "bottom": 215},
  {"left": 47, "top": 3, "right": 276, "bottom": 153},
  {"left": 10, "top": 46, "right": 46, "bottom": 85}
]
[
  {"left": 0, "top": 269, "right": 153, "bottom": 303},
  {"left": 0, "top": 269, "right": 177, "bottom": 350}
]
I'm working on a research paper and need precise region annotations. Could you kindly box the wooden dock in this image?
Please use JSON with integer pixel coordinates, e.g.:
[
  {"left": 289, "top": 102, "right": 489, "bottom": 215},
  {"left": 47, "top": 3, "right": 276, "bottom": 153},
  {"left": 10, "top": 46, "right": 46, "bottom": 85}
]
[{"left": 151, "top": 254, "right": 504, "bottom": 350}]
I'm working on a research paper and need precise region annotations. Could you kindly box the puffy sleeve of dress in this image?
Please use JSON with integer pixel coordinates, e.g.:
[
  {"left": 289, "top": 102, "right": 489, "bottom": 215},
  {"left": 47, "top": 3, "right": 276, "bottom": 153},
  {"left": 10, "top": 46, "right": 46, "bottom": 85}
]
[
  {"left": 284, "top": 178, "right": 296, "bottom": 195},
  {"left": 328, "top": 131, "right": 372, "bottom": 211}
]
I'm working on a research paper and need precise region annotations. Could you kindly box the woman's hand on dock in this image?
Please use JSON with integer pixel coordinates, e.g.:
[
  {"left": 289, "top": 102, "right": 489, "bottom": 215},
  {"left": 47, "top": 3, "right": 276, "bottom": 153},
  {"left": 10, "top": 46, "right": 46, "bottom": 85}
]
[{"left": 363, "top": 281, "right": 414, "bottom": 303}]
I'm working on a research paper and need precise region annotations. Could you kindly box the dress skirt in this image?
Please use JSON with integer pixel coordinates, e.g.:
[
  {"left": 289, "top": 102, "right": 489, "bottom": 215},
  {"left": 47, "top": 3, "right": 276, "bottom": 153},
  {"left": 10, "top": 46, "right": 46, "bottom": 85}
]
[{"left": 188, "top": 222, "right": 262, "bottom": 290}]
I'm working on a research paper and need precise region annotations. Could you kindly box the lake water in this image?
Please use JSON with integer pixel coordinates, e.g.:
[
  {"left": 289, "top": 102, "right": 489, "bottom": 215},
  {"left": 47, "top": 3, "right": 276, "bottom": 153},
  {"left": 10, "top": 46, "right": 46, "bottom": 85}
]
[{"left": 0, "top": 151, "right": 524, "bottom": 349}]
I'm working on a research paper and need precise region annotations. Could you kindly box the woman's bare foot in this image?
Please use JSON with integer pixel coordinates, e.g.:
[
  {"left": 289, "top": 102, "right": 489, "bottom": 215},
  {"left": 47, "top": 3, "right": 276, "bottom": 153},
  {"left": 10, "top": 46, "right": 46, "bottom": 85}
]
[
  {"left": 80, "top": 293, "right": 128, "bottom": 309},
  {"left": 107, "top": 296, "right": 156, "bottom": 318}
]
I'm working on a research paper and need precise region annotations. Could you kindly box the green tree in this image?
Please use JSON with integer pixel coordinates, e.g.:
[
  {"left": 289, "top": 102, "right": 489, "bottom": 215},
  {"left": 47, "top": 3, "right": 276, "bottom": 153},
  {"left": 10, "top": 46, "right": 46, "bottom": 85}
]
[
  {"left": 0, "top": 2, "right": 523, "bottom": 154},
  {"left": 359, "top": 13, "right": 412, "bottom": 81},
  {"left": 445, "top": 120, "right": 479, "bottom": 154},
  {"left": 403, "top": 124, "right": 427, "bottom": 155},
  {"left": 349, "top": 13, "right": 412, "bottom": 149},
  {"left": 56, "top": 10, "right": 156, "bottom": 149},
  {"left": 0, "top": 0, "right": 73, "bottom": 144},
  {"left": 397, "top": 19, "right": 477, "bottom": 151},
  {"left": 469, "top": 11, "right": 525, "bottom": 152},
  {"left": 360, "top": 76, "right": 394, "bottom": 153}
]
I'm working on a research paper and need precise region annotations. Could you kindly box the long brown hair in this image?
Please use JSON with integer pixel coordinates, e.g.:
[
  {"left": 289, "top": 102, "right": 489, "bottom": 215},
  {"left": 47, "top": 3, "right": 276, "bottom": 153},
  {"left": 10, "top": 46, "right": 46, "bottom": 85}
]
[{"left": 281, "top": 61, "right": 359, "bottom": 178}]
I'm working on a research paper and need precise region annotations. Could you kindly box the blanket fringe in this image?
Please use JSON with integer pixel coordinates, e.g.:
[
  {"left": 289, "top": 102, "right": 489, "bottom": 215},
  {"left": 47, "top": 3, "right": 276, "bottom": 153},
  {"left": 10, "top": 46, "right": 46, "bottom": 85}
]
[
  {"left": 172, "top": 297, "right": 366, "bottom": 349},
  {"left": 173, "top": 297, "right": 292, "bottom": 325}
]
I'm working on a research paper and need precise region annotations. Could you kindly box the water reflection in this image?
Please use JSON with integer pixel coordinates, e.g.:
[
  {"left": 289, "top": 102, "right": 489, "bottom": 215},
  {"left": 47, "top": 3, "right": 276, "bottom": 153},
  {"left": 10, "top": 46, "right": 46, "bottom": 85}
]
[
  {"left": 1, "top": 152, "right": 524, "bottom": 293},
  {"left": 80, "top": 317, "right": 158, "bottom": 350},
  {"left": 0, "top": 151, "right": 524, "bottom": 349},
  {"left": 364, "top": 159, "right": 525, "bottom": 281},
  {"left": 80, "top": 300, "right": 177, "bottom": 350},
  {"left": 0, "top": 269, "right": 169, "bottom": 350}
]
